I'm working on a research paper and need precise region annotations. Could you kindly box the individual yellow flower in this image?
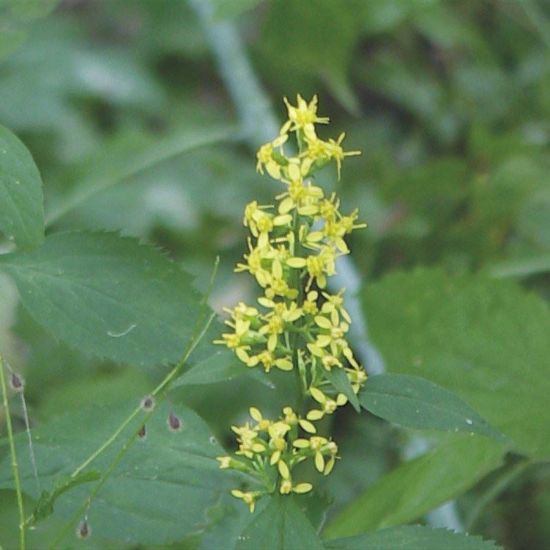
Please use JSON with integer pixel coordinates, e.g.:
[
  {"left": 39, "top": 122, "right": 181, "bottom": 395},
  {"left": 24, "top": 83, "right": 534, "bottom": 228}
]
[
  {"left": 304, "top": 132, "right": 361, "bottom": 179},
  {"left": 268, "top": 421, "right": 291, "bottom": 464},
  {"left": 304, "top": 247, "right": 337, "bottom": 289},
  {"left": 282, "top": 94, "right": 329, "bottom": 139},
  {"left": 235, "top": 238, "right": 273, "bottom": 288},
  {"left": 256, "top": 133, "right": 288, "bottom": 179},
  {"left": 313, "top": 314, "right": 349, "bottom": 355},
  {"left": 293, "top": 435, "right": 339, "bottom": 475},
  {"left": 231, "top": 490, "right": 261, "bottom": 513},
  {"left": 321, "top": 290, "right": 351, "bottom": 324},
  {"left": 302, "top": 290, "right": 319, "bottom": 315},
  {"left": 346, "top": 367, "right": 368, "bottom": 393},
  {"left": 215, "top": 318, "right": 253, "bottom": 364},
  {"left": 232, "top": 422, "right": 266, "bottom": 458},
  {"left": 282, "top": 406, "right": 316, "bottom": 434},
  {"left": 306, "top": 387, "right": 348, "bottom": 421},
  {"left": 246, "top": 349, "right": 293, "bottom": 372}
]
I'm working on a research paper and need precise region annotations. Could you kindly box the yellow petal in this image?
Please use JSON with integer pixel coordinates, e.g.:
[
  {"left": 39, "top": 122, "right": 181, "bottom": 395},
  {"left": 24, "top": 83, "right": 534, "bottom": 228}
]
[
  {"left": 314, "top": 316, "right": 332, "bottom": 329},
  {"left": 309, "top": 387, "right": 325, "bottom": 404},
  {"left": 314, "top": 452, "right": 325, "bottom": 473},
  {"left": 299, "top": 419, "right": 317, "bottom": 434},
  {"left": 278, "top": 460, "right": 290, "bottom": 479},
  {"left": 287, "top": 257, "right": 306, "bottom": 268},
  {"left": 307, "top": 410, "right": 324, "bottom": 421},
  {"left": 293, "top": 483, "right": 313, "bottom": 494}
]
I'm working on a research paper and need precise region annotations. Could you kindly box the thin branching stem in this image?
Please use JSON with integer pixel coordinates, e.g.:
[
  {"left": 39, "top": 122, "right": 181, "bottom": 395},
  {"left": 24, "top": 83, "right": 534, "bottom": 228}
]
[{"left": 0, "top": 355, "right": 26, "bottom": 550}]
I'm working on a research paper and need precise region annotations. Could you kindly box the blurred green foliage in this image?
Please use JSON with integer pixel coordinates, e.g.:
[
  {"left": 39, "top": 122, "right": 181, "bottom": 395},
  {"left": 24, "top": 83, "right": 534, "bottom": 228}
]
[{"left": 0, "top": 0, "right": 549, "bottom": 548}]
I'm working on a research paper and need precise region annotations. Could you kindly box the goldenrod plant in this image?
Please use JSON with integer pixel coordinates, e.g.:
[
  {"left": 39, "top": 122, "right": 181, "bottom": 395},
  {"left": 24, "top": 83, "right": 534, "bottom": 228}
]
[{"left": 216, "top": 95, "right": 367, "bottom": 511}]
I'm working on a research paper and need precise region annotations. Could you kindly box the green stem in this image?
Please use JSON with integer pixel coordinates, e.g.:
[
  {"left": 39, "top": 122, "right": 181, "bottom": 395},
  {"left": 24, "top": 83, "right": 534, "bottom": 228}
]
[
  {"left": 70, "top": 311, "right": 216, "bottom": 480},
  {"left": 0, "top": 355, "right": 25, "bottom": 550},
  {"left": 51, "top": 311, "right": 216, "bottom": 546}
]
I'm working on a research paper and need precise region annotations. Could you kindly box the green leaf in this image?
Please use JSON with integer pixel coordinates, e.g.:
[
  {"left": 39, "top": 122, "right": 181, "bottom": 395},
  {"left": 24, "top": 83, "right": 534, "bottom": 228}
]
[
  {"left": 0, "top": 124, "right": 44, "bottom": 249},
  {"left": 323, "top": 434, "right": 505, "bottom": 538},
  {"left": 362, "top": 268, "right": 550, "bottom": 459},
  {"left": 236, "top": 495, "right": 324, "bottom": 550},
  {"left": 31, "top": 470, "right": 101, "bottom": 523},
  {"left": 0, "top": 400, "right": 229, "bottom": 545},
  {"left": 359, "top": 373, "right": 504, "bottom": 440},
  {"left": 325, "top": 525, "right": 502, "bottom": 550},
  {"left": 175, "top": 349, "right": 244, "bottom": 386},
  {"left": 0, "top": 231, "right": 204, "bottom": 368},
  {"left": 45, "top": 124, "right": 234, "bottom": 226},
  {"left": 325, "top": 367, "right": 360, "bottom": 412},
  {"left": 211, "top": 0, "right": 262, "bottom": 20},
  {"left": 174, "top": 349, "right": 266, "bottom": 387},
  {"left": 259, "top": 0, "right": 364, "bottom": 110}
]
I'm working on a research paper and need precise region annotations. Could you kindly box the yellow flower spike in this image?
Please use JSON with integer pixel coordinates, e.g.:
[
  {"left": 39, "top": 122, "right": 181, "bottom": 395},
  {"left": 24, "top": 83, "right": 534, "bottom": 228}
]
[{"left": 217, "top": 95, "right": 365, "bottom": 504}]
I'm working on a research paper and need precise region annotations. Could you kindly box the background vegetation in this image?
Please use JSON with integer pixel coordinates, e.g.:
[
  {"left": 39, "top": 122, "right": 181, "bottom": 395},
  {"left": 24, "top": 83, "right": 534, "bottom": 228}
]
[{"left": 0, "top": 0, "right": 549, "bottom": 548}]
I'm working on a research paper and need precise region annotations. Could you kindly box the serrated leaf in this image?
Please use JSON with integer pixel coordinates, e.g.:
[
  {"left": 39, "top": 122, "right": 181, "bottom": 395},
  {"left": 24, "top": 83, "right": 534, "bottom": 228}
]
[
  {"left": 323, "top": 434, "right": 505, "bottom": 538},
  {"left": 0, "top": 400, "right": 229, "bottom": 545},
  {"left": 0, "top": 124, "right": 44, "bottom": 249},
  {"left": 325, "top": 525, "right": 501, "bottom": 550},
  {"left": 325, "top": 367, "right": 360, "bottom": 412},
  {"left": 359, "top": 373, "right": 504, "bottom": 440},
  {"left": 236, "top": 495, "right": 323, "bottom": 550},
  {"left": 0, "top": 231, "right": 204, "bottom": 368},
  {"left": 363, "top": 268, "right": 550, "bottom": 459}
]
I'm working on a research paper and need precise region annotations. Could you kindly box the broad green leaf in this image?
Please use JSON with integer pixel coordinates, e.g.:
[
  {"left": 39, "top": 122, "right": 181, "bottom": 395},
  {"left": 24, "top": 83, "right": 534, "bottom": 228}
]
[
  {"left": 236, "top": 495, "right": 323, "bottom": 550},
  {"left": 45, "top": 125, "right": 234, "bottom": 226},
  {"left": 359, "top": 373, "right": 503, "bottom": 440},
  {"left": 0, "top": 231, "right": 204, "bottom": 368},
  {"left": 363, "top": 269, "right": 550, "bottom": 459},
  {"left": 325, "top": 525, "right": 501, "bottom": 550},
  {"left": 0, "top": 400, "right": 229, "bottom": 545},
  {"left": 323, "top": 434, "right": 505, "bottom": 538},
  {"left": 489, "top": 254, "right": 550, "bottom": 279},
  {"left": 0, "top": 124, "right": 44, "bottom": 249},
  {"left": 31, "top": 471, "right": 101, "bottom": 523}
]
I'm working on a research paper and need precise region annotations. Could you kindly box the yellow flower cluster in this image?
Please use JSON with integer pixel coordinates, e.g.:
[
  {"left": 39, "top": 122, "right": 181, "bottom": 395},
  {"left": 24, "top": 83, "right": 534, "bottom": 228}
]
[
  {"left": 216, "top": 95, "right": 367, "bottom": 512},
  {"left": 217, "top": 406, "right": 339, "bottom": 512}
]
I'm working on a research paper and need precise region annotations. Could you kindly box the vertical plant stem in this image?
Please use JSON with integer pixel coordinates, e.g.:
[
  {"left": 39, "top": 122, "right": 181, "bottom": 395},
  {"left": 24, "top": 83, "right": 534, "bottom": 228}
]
[{"left": 0, "top": 355, "right": 25, "bottom": 550}]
